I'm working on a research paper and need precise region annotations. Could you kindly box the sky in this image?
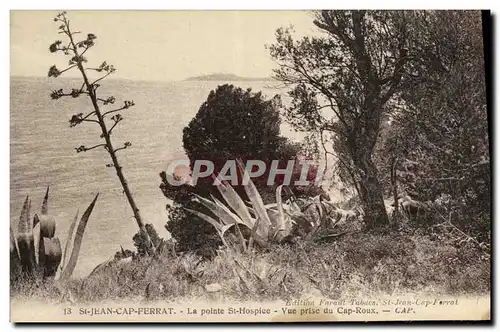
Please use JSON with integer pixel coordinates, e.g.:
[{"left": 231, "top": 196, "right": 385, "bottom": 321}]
[{"left": 10, "top": 10, "right": 319, "bottom": 82}]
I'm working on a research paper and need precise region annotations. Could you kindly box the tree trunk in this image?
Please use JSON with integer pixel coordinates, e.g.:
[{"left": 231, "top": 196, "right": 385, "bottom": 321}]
[
  {"left": 390, "top": 156, "right": 399, "bottom": 223},
  {"left": 353, "top": 152, "right": 389, "bottom": 229}
]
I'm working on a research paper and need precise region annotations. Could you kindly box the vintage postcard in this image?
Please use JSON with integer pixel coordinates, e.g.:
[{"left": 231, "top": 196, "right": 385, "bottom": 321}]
[{"left": 10, "top": 10, "right": 491, "bottom": 322}]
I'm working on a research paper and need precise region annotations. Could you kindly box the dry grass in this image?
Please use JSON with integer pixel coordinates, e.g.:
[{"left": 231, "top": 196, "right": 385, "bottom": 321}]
[{"left": 11, "top": 229, "right": 490, "bottom": 304}]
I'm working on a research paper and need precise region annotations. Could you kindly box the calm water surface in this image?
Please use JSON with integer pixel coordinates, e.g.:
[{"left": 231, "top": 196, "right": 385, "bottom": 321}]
[{"left": 10, "top": 76, "right": 289, "bottom": 277}]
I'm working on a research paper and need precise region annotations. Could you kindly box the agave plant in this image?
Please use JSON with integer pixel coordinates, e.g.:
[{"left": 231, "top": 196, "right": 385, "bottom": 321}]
[
  {"left": 10, "top": 187, "right": 99, "bottom": 282},
  {"left": 185, "top": 160, "right": 337, "bottom": 251}
]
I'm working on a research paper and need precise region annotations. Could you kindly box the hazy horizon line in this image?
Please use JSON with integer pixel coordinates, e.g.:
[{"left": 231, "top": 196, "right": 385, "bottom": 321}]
[{"left": 10, "top": 72, "right": 276, "bottom": 84}]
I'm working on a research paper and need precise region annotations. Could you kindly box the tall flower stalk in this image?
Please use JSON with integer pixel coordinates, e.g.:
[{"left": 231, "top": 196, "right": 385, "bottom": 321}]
[{"left": 48, "top": 12, "right": 154, "bottom": 253}]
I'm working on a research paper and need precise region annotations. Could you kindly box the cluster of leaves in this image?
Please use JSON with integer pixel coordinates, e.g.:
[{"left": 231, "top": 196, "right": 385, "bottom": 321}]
[
  {"left": 48, "top": 65, "right": 62, "bottom": 78},
  {"left": 76, "top": 33, "right": 97, "bottom": 49}
]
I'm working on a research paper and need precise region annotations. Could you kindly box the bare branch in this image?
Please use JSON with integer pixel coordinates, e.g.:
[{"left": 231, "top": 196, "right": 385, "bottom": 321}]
[
  {"left": 102, "top": 101, "right": 134, "bottom": 117},
  {"left": 82, "top": 119, "right": 100, "bottom": 124},
  {"left": 106, "top": 114, "right": 123, "bottom": 136},
  {"left": 75, "top": 144, "right": 106, "bottom": 153},
  {"left": 91, "top": 71, "right": 113, "bottom": 86},
  {"left": 102, "top": 106, "right": 126, "bottom": 117},
  {"left": 114, "top": 141, "right": 132, "bottom": 153}
]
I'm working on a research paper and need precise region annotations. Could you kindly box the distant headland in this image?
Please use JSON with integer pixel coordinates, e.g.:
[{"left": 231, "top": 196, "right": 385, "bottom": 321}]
[{"left": 184, "top": 73, "right": 274, "bottom": 82}]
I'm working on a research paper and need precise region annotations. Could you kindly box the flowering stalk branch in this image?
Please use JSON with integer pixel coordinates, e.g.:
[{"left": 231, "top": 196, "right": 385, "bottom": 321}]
[{"left": 49, "top": 11, "right": 154, "bottom": 254}]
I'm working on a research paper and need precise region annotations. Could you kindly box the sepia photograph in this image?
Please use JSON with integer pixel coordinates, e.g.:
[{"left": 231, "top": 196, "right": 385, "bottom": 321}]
[{"left": 9, "top": 9, "right": 491, "bottom": 322}]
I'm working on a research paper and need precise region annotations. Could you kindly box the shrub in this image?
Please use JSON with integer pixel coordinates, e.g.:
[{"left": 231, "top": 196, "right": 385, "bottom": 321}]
[
  {"left": 161, "top": 84, "right": 324, "bottom": 253},
  {"left": 132, "top": 224, "right": 163, "bottom": 257}
]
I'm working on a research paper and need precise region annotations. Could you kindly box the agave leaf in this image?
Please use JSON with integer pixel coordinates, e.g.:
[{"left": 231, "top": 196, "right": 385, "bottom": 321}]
[
  {"left": 215, "top": 180, "right": 254, "bottom": 228},
  {"left": 221, "top": 222, "right": 248, "bottom": 241},
  {"left": 236, "top": 160, "right": 271, "bottom": 239},
  {"left": 247, "top": 217, "right": 270, "bottom": 249},
  {"left": 60, "top": 193, "right": 98, "bottom": 281},
  {"left": 288, "top": 199, "right": 302, "bottom": 214},
  {"left": 248, "top": 216, "right": 258, "bottom": 250},
  {"left": 17, "top": 233, "right": 36, "bottom": 275},
  {"left": 33, "top": 222, "right": 41, "bottom": 266},
  {"left": 60, "top": 209, "right": 79, "bottom": 272},
  {"left": 42, "top": 237, "right": 62, "bottom": 278},
  {"left": 18, "top": 195, "right": 31, "bottom": 235},
  {"left": 36, "top": 187, "right": 56, "bottom": 238},
  {"left": 10, "top": 226, "right": 20, "bottom": 260},
  {"left": 193, "top": 194, "right": 231, "bottom": 225},
  {"left": 10, "top": 226, "right": 22, "bottom": 279},
  {"left": 33, "top": 213, "right": 40, "bottom": 228},
  {"left": 194, "top": 194, "right": 243, "bottom": 227},
  {"left": 214, "top": 203, "right": 251, "bottom": 251},
  {"left": 28, "top": 198, "right": 32, "bottom": 225},
  {"left": 37, "top": 214, "right": 56, "bottom": 238},
  {"left": 184, "top": 208, "right": 223, "bottom": 232},
  {"left": 264, "top": 203, "right": 278, "bottom": 209},
  {"left": 234, "top": 223, "right": 248, "bottom": 252},
  {"left": 275, "top": 185, "right": 285, "bottom": 227},
  {"left": 41, "top": 186, "right": 50, "bottom": 215},
  {"left": 17, "top": 195, "right": 36, "bottom": 274},
  {"left": 220, "top": 223, "right": 249, "bottom": 252},
  {"left": 267, "top": 209, "right": 280, "bottom": 227},
  {"left": 274, "top": 185, "right": 292, "bottom": 241},
  {"left": 246, "top": 205, "right": 256, "bottom": 215},
  {"left": 210, "top": 195, "right": 251, "bottom": 228}
]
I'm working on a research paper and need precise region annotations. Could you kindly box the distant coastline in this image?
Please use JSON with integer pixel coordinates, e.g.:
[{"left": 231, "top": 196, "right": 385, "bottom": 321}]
[
  {"left": 184, "top": 73, "right": 274, "bottom": 82},
  {"left": 11, "top": 74, "right": 275, "bottom": 84}
]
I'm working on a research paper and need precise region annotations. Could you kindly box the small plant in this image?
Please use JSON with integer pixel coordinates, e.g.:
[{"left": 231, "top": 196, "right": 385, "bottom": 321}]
[
  {"left": 10, "top": 187, "right": 98, "bottom": 283},
  {"left": 133, "top": 224, "right": 163, "bottom": 256},
  {"left": 218, "top": 250, "right": 289, "bottom": 297},
  {"left": 175, "top": 252, "right": 205, "bottom": 283},
  {"left": 48, "top": 11, "right": 154, "bottom": 253},
  {"left": 114, "top": 246, "right": 135, "bottom": 260}
]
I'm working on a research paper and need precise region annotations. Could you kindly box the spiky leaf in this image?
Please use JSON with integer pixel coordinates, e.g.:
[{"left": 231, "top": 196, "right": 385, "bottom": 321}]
[
  {"left": 60, "top": 209, "right": 79, "bottom": 272},
  {"left": 237, "top": 160, "right": 271, "bottom": 239},
  {"left": 215, "top": 180, "right": 254, "bottom": 227},
  {"left": 60, "top": 193, "right": 98, "bottom": 281}
]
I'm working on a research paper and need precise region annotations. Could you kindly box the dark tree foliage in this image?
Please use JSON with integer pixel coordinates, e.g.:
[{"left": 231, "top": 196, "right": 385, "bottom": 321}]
[
  {"left": 160, "top": 84, "right": 323, "bottom": 254},
  {"left": 181, "top": 85, "right": 323, "bottom": 197},
  {"left": 183, "top": 84, "right": 289, "bottom": 168},
  {"left": 376, "top": 11, "right": 490, "bottom": 240},
  {"left": 164, "top": 202, "right": 222, "bottom": 257},
  {"left": 268, "top": 10, "right": 488, "bottom": 231},
  {"left": 268, "top": 10, "right": 422, "bottom": 229}
]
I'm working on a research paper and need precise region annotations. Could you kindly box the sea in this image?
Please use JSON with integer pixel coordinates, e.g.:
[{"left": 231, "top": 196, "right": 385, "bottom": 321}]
[{"left": 10, "top": 76, "right": 298, "bottom": 277}]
